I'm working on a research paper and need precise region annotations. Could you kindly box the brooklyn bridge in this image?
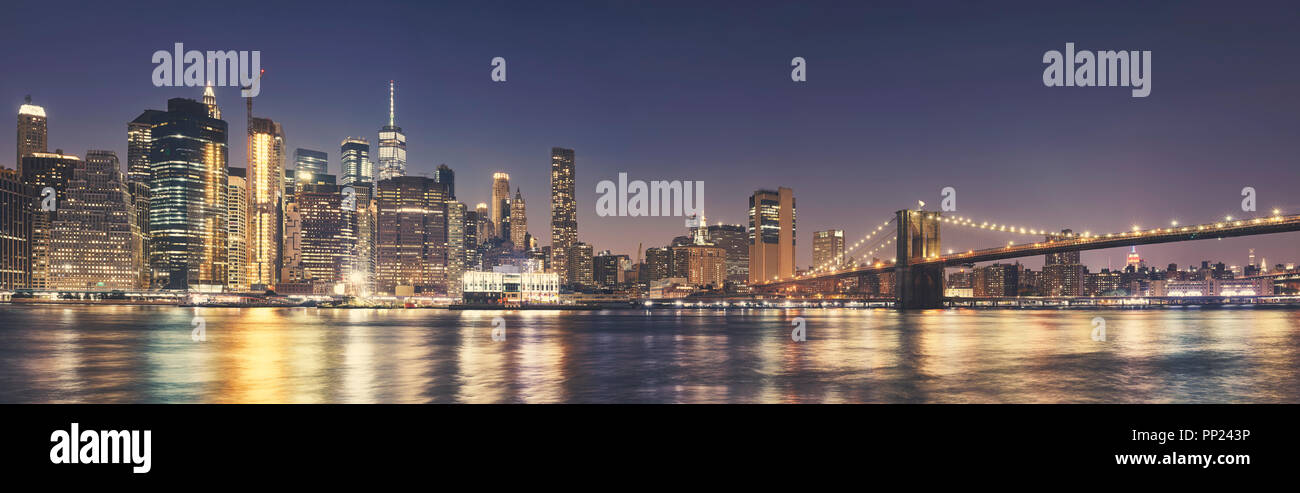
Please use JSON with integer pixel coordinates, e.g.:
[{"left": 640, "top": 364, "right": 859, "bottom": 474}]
[{"left": 752, "top": 209, "right": 1300, "bottom": 309}]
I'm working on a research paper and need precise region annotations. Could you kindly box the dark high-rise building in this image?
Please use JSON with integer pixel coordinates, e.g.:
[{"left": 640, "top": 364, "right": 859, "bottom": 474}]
[
  {"left": 641, "top": 246, "right": 672, "bottom": 283},
  {"left": 377, "top": 81, "right": 407, "bottom": 181},
  {"left": 705, "top": 224, "right": 748, "bottom": 283},
  {"left": 21, "top": 151, "right": 79, "bottom": 290},
  {"left": 48, "top": 150, "right": 137, "bottom": 290},
  {"left": 434, "top": 164, "right": 455, "bottom": 200},
  {"left": 463, "top": 207, "right": 481, "bottom": 270},
  {"left": 340, "top": 137, "right": 372, "bottom": 186},
  {"left": 16, "top": 97, "right": 47, "bottom": 171},
  {"left": 0, "top": 168, "right": 33, "bottom": 290},
  {"left": 376, "top": 176, "right": 449, "bottom": 294},
  {"left": 749, "top": 187, "right": 796, "bottom": 283},
  {"left": 147, "top": 98, "right": 228, "bottom": 290},
  {"left": 549, "top": 147, "right": 577, "bottom": 285},
  {"left": 593, "top": 252, "right": 630, "bottom": 288},
  {"left": 294, "top": 148, "right": 328, "bottom": 176},
  {"left": 127, "top": 110, "right": 165, "bottom": 185}
]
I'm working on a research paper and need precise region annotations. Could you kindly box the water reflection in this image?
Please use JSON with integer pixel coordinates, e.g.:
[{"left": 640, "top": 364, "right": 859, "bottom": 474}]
[{"left": 0, "top": 305, "right": 1297, "bottom": 403}]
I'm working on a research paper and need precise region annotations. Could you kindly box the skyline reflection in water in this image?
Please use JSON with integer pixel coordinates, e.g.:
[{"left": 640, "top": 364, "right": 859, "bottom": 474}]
[{"left": 0, "top": 305, "right": 1297, "bottom": 403}]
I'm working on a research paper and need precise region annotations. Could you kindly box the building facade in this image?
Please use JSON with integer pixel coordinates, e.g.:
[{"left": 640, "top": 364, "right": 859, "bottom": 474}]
[
  {"left": 748, "top": 187, "right": 796, "bottom": 283},
  {"left": 812, "top": 229, "right": 845, "bottom": 272},
  {"left": 0, "top": 168, "right": 32, "bottom": 290},
  {"left": 376, "top": 176, "right": 450, "bottom": 295},
  {"left": 510, "top": 188, "right": 527, "bottom": 250},
  {"left": 21, "top": 151, "right": 79, "bottom": 290},
  {"left": 48, "top": 151, "right": 136, "bottom": 290},
  {"left": 340, "top": 137, "right": 372, "bottom": 186},
  {"left": 16, "top": 97, "right": 47, "bottom": 170},
  {"left": 549, "top": 147, "right": 577, "bottom": 286},
  {"left": 247, "top": 117, "right": 284, "bottom": 289}
]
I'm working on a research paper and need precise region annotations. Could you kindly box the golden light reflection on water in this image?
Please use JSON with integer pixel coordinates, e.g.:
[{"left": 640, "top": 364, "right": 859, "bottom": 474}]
[{"left": 2, "top": 305, "right": 1299, "bottom": 403}]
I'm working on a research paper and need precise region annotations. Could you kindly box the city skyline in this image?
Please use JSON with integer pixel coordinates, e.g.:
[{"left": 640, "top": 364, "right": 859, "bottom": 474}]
[{"left": 2, "top": 2, "right": 1298, "bottom": 270}]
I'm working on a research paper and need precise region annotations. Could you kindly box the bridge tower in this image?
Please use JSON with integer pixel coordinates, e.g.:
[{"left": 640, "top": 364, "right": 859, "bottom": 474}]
[{"left": 895, "top": 209, "right": 944, "bottom": 309}]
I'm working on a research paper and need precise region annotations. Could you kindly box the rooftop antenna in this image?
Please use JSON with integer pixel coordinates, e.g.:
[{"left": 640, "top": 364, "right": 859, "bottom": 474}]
[{"left": 388, "top": 80, "right": 396, "bottom": 127}]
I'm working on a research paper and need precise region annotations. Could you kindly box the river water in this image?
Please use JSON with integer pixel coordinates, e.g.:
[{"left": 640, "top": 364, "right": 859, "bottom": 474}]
[{"left": 1, "top": 305, "right": 1296, "bottom": 403}]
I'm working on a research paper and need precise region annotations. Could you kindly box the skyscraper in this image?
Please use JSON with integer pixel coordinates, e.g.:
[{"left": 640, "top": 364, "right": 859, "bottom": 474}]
[
  {"left": 435, "top": 164, "right": 455, "bottom": 200},
  {"left": 748, "top": 188, "right": 796, "bottom": 283},
  {"left": 510, "top": 188, "right": 527, "bottom": 250},
  {"left": 491, "top": 172, "right": 510, "bottom": 239},
  {"left": 376, "top": 176, "right": 449, "bottom": 295},
  {"left": 294, "top": 148, "right": 328, "bottom": 176},
  {"left": 549, "top": 147, "right": 577, "bottom": 285},
  {"left": 147, "top": 98, "right": 228, "bottom": 290},
  {"left": 21, "top": 151, "right": 80, "bottom": 290},
  {"left": 227, "top": 168, "right": 249, "bottom": 292},
  {"left": 706, "top": 224, "right": 748, "bottom": 283},
  {"left": 16, "top": 96, "right": 47, "bottom": 171},
  {"left": 340, "top": 137, "right": 372, "bottom": 186},
  {"left": 446, "top": 200, "right": 467, "bottom": 300},
  {"left": 572, "top": 241, "right": 594, "bottom": 288},
  {"left": 0, "top": 167, "right": 32, "bottom": 290},
  {"left": 298, "top": 182, "right": 357, "bottom": 283},
  {"left": 349, "top": 182, "right": 377, "bottom": 295},
  {"left": 812, "top": 229, "right": 845, "bottom": 271},
  {"left": 377, "top": 81, "right": 406, "bottom": 181},
  {"left": 48, "top": 150, "right": 136, "bottom": 290},
  {"left": 127, "top": 110, "right": 164, "bottom": 184},
  {"left": 247, "top": 116, "right": 284, "bottom": 289},
  {"left": 475, "top": 202, "right": 490, "bottom": 245}
]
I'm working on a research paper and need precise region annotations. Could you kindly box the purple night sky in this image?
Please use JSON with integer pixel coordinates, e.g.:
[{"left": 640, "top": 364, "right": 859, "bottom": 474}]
[{"left": 3, "top": 1, "right": 1298, "bottom": 271}]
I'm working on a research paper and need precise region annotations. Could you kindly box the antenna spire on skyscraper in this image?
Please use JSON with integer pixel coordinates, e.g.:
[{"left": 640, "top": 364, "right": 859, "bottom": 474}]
[{"left": 389, "top": 80, "right": 395, "bottom": 127}]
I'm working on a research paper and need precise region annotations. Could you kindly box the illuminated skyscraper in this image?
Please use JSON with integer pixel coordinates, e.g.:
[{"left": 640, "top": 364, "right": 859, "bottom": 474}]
[
  {"left": 748, "top": 187, "right": 796, "bottom": 283},
  {"left": 21, "top": 151, "right": 79, "bottom": 290},
  {"left": 340, "top": 137, "right": 372, "bottom": 186},
  {"left": 549, "top": 147, "right": 577, "bottom": 285},
  {"left": 491, "top": 172, "right": 510, "bottom": 239},
  {"left": 227, "top": 168, "right": 249, "bottom": 292},
  {"left": 572, "top": 241, "right": 594, "bottom": 288},
  {"left": 376, "top": 176, "right": 449, "bottom": 295},
  {"left": 127, "top": 110, "right": 164, "bottom": 185},
  {"left": 377, "top": 81, "right": 406, "bottom": 181},
  {"left": 48, "top": 151, "right": 136, "bottom": 290},
  {"left": 812, "top": 229, "right": 845, "bottom": 271},
  {"left": 349, "top": 182, "right": 377, "bottom": 295},
  {"left": 247, "top": 116, "right": 284, "bottom": 289},
  {"left": 446, "top": 200, "right": 466, "bottom": 300},
  {"left": 294, "top": 148, "right": 328, "bottom": 176},
  {"left": 299, "top": 182, "right": 356, "bottom": 283},
  {"left": 16, "top": 96, "right": 47, "bottom": 171},
  {"left": 475, "top": 202, "right": 490, "bottom": 244},
  {"left": 146, "top": 98, "right": 228, "bottom": 290},
  {"left": 510, "top": 188, "right": 527, "bottom": 250}
]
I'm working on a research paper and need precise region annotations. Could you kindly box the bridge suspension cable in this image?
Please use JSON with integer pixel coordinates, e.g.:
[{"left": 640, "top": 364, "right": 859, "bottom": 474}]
[{"left": 808, "top": 216, "right": 897, "bottom": 276}]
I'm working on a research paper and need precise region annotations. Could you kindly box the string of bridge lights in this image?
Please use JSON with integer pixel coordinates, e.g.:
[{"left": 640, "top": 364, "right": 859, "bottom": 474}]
[
  {"left": 808, "top": 217, "right": 897, "bottom": 276},
  {"left": 784, "top": 208, "right": 1292, "bottom": 283}
]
